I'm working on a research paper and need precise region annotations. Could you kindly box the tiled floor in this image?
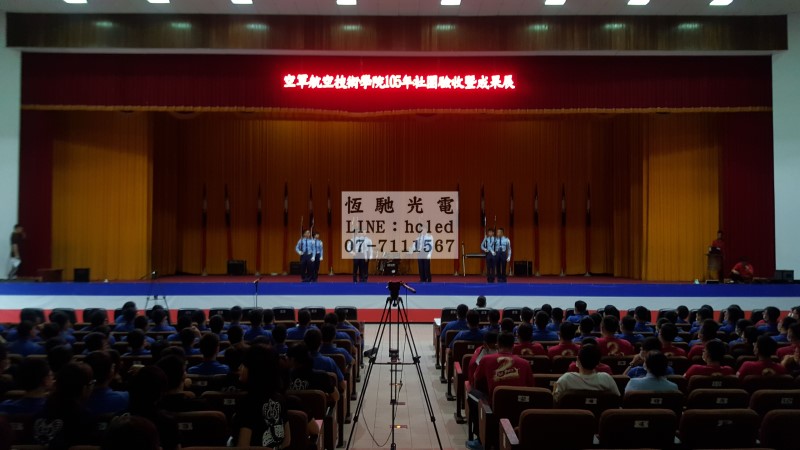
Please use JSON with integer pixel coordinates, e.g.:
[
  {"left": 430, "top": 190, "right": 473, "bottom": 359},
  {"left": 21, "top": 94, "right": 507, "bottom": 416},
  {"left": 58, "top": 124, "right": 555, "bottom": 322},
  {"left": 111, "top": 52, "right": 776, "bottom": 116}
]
[{"left": 345, "top": 323, "right": 467, "bottom": 450}]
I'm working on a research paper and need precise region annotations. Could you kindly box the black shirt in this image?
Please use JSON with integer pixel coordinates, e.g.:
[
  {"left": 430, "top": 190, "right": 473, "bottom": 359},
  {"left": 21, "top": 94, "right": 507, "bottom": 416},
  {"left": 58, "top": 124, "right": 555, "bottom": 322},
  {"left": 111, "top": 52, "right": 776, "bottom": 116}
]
[
  {"left": 10, "top": 231, "right": 23, "bottom": 258},
  {"left": 233, "top": 393, "right": 288, "bottom": 448}
]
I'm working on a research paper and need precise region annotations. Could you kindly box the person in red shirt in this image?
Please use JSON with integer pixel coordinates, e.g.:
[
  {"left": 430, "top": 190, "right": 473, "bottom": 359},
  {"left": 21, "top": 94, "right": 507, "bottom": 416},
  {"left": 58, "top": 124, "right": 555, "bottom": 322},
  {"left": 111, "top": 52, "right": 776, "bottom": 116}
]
[
  {"left": 658, "top": 323, "right": 686, "bottom": 357},
  {"left": 467, "top": 331, "right": 499, "bottom": 387},
  {"left": 731, "top": 258, "right": 754, "bottom": 283},
  {"left": 710, "top": 230, "right": 725, "bottom": 255},
  {"left": 738, "top": 335, "right": 787, "bottom": 379},
  {"left": 687, "top": 320, "right": 721, "bottom": 360},
  {"left": 597, "top": 316, "right": 634, "bottom": 356},
  {"left": 512, "top": 323, "right": 546, "bottom": 357},
  {"left": 548, "top": 322, "right": 581, "bottom": 359},
  {"left": 568, "top": 338, "right": 613, "bottom": 375},
  {"left": 684, "top": 340, "right": 735, "bottom": 379},
  {"left": 777, "top": 323, "right": 800, "bottom": 359}
]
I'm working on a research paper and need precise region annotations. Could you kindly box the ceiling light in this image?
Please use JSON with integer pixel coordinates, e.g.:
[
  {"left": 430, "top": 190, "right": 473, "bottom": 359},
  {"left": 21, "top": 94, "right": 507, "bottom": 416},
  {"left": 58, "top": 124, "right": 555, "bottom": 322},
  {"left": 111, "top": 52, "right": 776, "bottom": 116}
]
[
  {"left": 147, "top": 0, "right": 170, "bottom": 3},
  {"left": 441, "top": 0, "right": 461, "bottom": 5},
  {"left": 170, "top": 22, "right": 192, "bottom": 30},
  {"left": 435, "top": 24, "right": 456, "bottom": 31},
  {"left": 63, "top": 0, "right": 87, "bottom": 4},
  {"left": 94, "top": 20, "right": 114, "bottom": 28},
  {"left": 544, "top": 0, "right": 566, "bottom": 5},
  {"left": 628, "top": 0, "right": 649, "bottom": 5},
  {"left": 709, "top": 0, "right": 733, "bottom": 5},
  {"left": 246, "top": 23, "right": 268, "bottom": 31},
  {"left": 232, "top": 0, "right": 253, "bottom": 4},
  {"left": 604, "top": 23, "right": 626, "bottom": 30},
  {"left": 528, "top": 23, "right": 549, "bottom": 32},
  {"left": 337, "top": 0, "right": 357, "bottom": 5},
  {"left": 341, "top": 24, "right": 362, "bottom": 31}
]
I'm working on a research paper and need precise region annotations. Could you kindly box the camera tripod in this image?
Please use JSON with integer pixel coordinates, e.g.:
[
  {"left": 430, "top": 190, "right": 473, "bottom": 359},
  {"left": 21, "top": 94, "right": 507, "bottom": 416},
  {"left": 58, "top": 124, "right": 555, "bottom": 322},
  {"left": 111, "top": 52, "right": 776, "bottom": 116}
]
[{"left": 346, "top": 282, "right": 443, "bottom": 450}]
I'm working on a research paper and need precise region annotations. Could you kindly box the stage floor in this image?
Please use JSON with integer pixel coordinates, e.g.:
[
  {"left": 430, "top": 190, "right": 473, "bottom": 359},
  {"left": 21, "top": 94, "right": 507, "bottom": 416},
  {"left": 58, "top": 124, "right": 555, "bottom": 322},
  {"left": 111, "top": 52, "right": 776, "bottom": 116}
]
[{"left": 0, "top": 274, "right": 797, "bottom": 323}]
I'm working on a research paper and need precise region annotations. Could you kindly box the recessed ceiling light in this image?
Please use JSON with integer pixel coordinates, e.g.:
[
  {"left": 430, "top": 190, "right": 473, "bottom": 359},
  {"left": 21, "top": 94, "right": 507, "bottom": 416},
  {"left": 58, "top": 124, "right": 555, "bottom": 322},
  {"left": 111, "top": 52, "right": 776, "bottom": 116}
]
[
  {"left": 63, "top": 0, "right": 87, "bottom": 4},
  {"left": 337, "top": 0, "right": 357, "bottom": 5},
  {"left": 709, "top": 0, "right": 733, "bottom": 5},
  {"left": 441, "top": 0, "right": 461, "bottom": 5},
  {"left": 147, "top": 0, "right": 170, "bottom": 3},
  {"left": 544, "top": 0, "right": 566, "bottom": 5},
  {"left": 628, "top": 0, "right": 649, "bottom": 5},
  {"left": 232, "top": 0, "right": 253, "bottom": 4}
]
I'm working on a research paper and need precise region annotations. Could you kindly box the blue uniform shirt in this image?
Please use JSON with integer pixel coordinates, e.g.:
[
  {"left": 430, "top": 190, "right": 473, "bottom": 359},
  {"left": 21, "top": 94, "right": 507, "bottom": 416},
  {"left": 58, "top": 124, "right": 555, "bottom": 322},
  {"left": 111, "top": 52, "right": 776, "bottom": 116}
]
[
  {"left": 188, "top": 361, "right": 230, "bottom": 375},
  {"left": 480, "top": 236, "right": 496, "bottom": 253},
  {"left": 286, "top": 324, "right": 317, "bottom": 341},
  {"left": 532, "top": 329, "right": 559, "bottom": 341},
  {"left": 296, "top": 238, "right": 314, "bottom": 255},
  {"left": 627, "top": 365, "right": 674, "bottom": 379},
  {"left": 7, "top": 339, "right": 46, "bottom": 357},
  {"left": 320, "top": 343, "right": 353, "bottom": 365},
  {"left": 243, "top": 326, "right": 273, "bottom": 343},
  {"left": 617, "top": 333, "right": 645, "bottom": 345},
  {"left": 495, "top": 237, "right": 511, "bottom": 257},
  {"left": 314, "top": 239, "right": 323, "bottom": 258},
  {"left": 566, "top": 313, "right": 588, "bottom": 324},
  {"left": 449, "top": 328, "right": 485, "bottom": 349},
  {"left": 634, "top": 322, "right": 654, "bottom": 333},
  {"left": 85, "top": 388, "right": 129, "bottom": 416},
  {"left": 440, "top": 319, "right": 469, "bottom": 342},
  {"left": 0, "top": 397, "right": 47, "bottom": 415},
  {"left": 311, "top": 352, "right": 343, "bottom": 382},
  {"left": 625, "top": 374, "right": 680, "bottom": 393}
]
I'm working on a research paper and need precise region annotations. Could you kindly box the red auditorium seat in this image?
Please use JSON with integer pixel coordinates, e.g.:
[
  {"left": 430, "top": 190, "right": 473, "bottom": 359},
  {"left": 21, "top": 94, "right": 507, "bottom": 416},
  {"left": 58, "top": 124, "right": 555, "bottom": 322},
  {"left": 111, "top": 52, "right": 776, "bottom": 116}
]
[
  {"left": 623, "top": 390, "right": 685, "bottom": 417},
  {"left": 748, "top": 389, "right": 800, "bottom": 418},
  {"left": 687, "top": 374, "right": 741, "bottom": 391},
  {"left": 598, "top": 408, "right": 678, "bottom": 449},
  {"left": 679, "top": 409, "right": 760, "bottom": 449},
  {"left": 759, "top": 409, "right": 800, "bottom": 450},
  {"left": 175, "top": 411, "right": 229, "bottom": 447},
  {"left": 741, "top": 374, "right": 796, "bottom": 393},
  {"left": 499, "top": 409, "right": 595, "bottom": 450},
  {"left": 685, "top": 388, "right": 750, "bottom": 409},
  {"left": 478, "top": 386, "right": 553, "bottom": 450}
]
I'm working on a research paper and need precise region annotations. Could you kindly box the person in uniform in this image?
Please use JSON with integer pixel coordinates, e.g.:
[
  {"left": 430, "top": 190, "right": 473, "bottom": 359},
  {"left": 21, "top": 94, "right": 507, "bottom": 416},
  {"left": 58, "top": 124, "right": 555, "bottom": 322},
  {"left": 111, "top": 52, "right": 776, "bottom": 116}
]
[
  {"left": 412, "top": 231, "right": 433, "bottom": 282},
  {"left": 480, "top": 229, "right": 496, "bottom": 283},
  {"left": 8, "top": 224, "right": 24, "bottom": 279},
  {"left": 351, "top": 230, "right": 372, "bottom": 283},
  {"left": 295, "top": 229, "right": 314, "bottom": 282},
  {"left": 312, "top": 232, "right": 323, "bottom": 282},
  {"left": 494, "top": 228, "right": 511, "bottom": 283}
]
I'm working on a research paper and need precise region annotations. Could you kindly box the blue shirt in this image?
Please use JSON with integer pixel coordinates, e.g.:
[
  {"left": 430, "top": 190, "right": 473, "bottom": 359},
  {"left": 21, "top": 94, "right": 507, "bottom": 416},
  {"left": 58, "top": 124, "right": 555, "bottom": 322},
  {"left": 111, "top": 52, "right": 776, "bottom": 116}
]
[
  {"left": 566, "top": 314, "right": 587, "bottom": 324},
  {"left": 151, "top": 324, "right": 176, "bottom": 332},
  {"left": 7, "top": 339, "right": 46, "bottom": 357},
  {"left": 495, "top": 236, "right": 511, "bottom": 256},
  {"left": 85, "top": 388, "right": 129, "bottom": 416},
  {"left": 450, "top": 328, "right": 485, "bottom": 349},
  {"left": 184, "top": 347, "right": 201, "bottom": 356},
  {"left": 617, "top": 333, "right": 645, "bottom": 345},
  {"left": 480, "top": 236, "right": 496, "bottom": 253},
  {"left": 113, "top": 322, "right": 135, "bottom": 333},
  {"left": 729, "top": 337, "right": 744, "bottom": 347},
  {"left": 296, "top": 238, "right": 315, "bottom": 255},
  {"left": 634, "top": 322, "right": 654, "bottom": 333},
  {"left": 719, "top": 323, "right": 735, "bottom": 334},
  {"left": 758, "top": 323, "right": 779, "bottom": 334},
  {"left": 188, "top": 360, "right": 230, "bottom": 375},
  {"left": 440, "top": 319, "right": 469, "bottom": 342},
  {"left": 123, "top": 349, "right": 151, "bottom": 357},
  {"left": 311, "top": 352, "right": 343, "bottom": 382},
  {"left": 624, "top": 374, "right": 680, "bottom": 393},
  {"left": 532, "top": 329, "right": 559, "bottom": 341},
  {"left": 482, "top": 324, "right": 501, "bottom": 334},
  {"left": 688, "top": 339, "right": 702, "bottom": 348},
  {"left": 224, "top": 322, "right": 250, "bottom": 332},
  {"left": 337, "top": 323, "right": 361, "bottom": 340},
  {"left": 546, "top": 322, "right": 561, "bottom": 333},
  {"left": 320, "top": 343, "right": 353, "bottom": 365},
  {"left": 627, "top": 365, "right": 674, "bottom": 379},
  {"left": 0, "top": 397, "right": 47, "bottom": 415},
  {"left": 772, "top": 334, "right": 789, "bottom": 343},
  {"left": 314, "top": 239, "right": 323, "bottom": 258},
  {"left": 243, "top": 326, "right": 273, "bottom": 343},
  {"left": 286, "top": 325, "right": 316, "bottom": 341}
]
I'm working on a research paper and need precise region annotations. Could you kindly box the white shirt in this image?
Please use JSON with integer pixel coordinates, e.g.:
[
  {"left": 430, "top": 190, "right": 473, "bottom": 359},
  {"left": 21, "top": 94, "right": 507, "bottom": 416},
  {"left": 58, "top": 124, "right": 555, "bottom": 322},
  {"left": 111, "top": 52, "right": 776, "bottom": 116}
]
[{"left": 553, "top": 371, "right": 620, "bottom": 402}]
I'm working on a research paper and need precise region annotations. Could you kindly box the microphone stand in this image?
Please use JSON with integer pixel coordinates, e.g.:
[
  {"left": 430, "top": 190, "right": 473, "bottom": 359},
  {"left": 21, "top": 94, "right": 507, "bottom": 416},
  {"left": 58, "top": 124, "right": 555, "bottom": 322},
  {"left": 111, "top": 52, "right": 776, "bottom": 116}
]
[{"left": 253, "top": 276, "right": 263, "bottom": 308}]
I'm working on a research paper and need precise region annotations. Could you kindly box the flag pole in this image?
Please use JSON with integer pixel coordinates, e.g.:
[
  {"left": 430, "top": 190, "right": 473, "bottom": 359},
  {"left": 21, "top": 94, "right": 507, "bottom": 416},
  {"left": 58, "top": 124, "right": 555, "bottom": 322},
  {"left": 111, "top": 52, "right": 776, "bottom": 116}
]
[
  {"left": 281, "top": 182, "right": 289, "bottom": 275},
  {"left": 255, "top": 184, "right": 262, "bottom": 277}
]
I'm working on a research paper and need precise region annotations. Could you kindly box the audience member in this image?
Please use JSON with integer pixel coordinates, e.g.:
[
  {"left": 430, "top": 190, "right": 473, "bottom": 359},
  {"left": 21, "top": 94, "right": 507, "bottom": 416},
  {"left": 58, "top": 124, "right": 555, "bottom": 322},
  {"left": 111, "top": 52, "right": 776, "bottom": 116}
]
[
  {"left": 482, "top": 309, "right": 501, "bottom": 333},
  {"left": 547, "top": 307, "right": 563, "bottom": 332},
  {"left": 532, "top": 311, "right": 558, "bottom": 341},
  {"left": 450, "top": 311, "right": 485, "bottom": 349},
  {"left": 624, "top": 351, "right": 679, "bottom": 393},
  {"left": 757, "top": 306, "right": 781, "bottom": 334},
  {"left": 658, "top": 323, "right": 686, "bottom": 357},
  {"left": 0, "top": 357, "right": 51, "bottom": 415},
  {"left": 84, "top": 351, "right": 129, "bottom": 416},
  {"left": 738, "top": 334, "right": 787, "bottom": 379},
  {"left": 179, "top": 328, "right": 201, "bottom": 356},
  {"left": 684, "top": 340, "right": 735, "bottom": 379},
  {"left": 687, "top": 320, "right": 720, "bottom": 360},
  {"left": 554, "top": 344, "right": 619, "bottom": 402},
  {"left": 272, "top": 324, "right": 288, "bottom": 356},
  {"left": 191, "top": 309, "right": 208, "bottom": 332},
  {"left": 243, "top": 308, "right": 273, "bottom": 342},
  {"left": 625, "top": 337, "right": 673, "bottom": 378},
  {"left": 127, "top": 366, "right": 180, "bottom": 450},
  {"left": 548, "top": 322, "right": 580, "bottom": 358},
  {"left": 34, "top": 362, "right": 96, "bottom": 449},
  {"left": 597, "top": 316, "right": 634, "bottom": 356},
  {"left": 123, "top": 329, "right": 150, "bottom": 357},
  {"left": 574, "top": 316, "right": 595, "bottom": 344},
  {"left": 208, "top": 314, "right": 228, "bottom": 341},
  {"left": 188, "top": 333, "right": 229, "bottom": 375},
  {"left": 773, "top": 316, "right": 796, "bottom": 343},
  {"left": 617, "top": 316, "right": 644, "bottom": 345},
  {"left": 225, "top": 305, "right": 250, "bottom": 332},
  {"left": 777, "top": 322, "right": 800, "bottom": 359},
  {"left": 676, "top": 305, "right": 690, "bottom": 324},
  {"left": 303, "top": 328, "right": 344, "bottom": 388},
  {"left": 513, "top": 323, "right": 545, "bottom": 356},
  {"left": 633, "top": 306, "right": 654, "bottom": 333},
  {"left": 319, "top": 324, "right": 354, "bottom": 365},
  {"left": 7, "top": 321, "right": 45, "bottom": 357},
  {"left": 467, "top": 331, "right": 499, "bottom": 387},
  {"left": 113, "top": 307, "right": 137, "bottom": 333},
  {"left": 566, "top": 300, "right": 588, "bottom": 324},
  {"left": 720, "top": 305, "right": 744, "bottom": 334},
  {"left": 285, "top": 308, "right": 316, "bottom": 341},
  {"left": 149, "top": 308, "right": 175, "bottom": 333},
  {"left": 323, "top": 313, "right": 352, "bottom": 342}
]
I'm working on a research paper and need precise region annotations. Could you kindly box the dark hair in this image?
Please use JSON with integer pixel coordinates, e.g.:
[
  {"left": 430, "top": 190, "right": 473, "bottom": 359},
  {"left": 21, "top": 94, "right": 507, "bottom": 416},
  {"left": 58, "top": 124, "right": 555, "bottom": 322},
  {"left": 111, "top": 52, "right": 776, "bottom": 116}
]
[
  {"left": 297, "top": 308, "right": 311, "bottom": 326},
  {"left": 601, "top": 316, "right": 619, "bottom": 334},
  {"left": 521, "top": 307, "right": 534, "bottom": 323},
  {"left": 790, "top": 323, "right": 800, "bottom": 342},
  {"left": 645, "top": 351, "right": 669, "bottom": 377},
  {"left": 634, "top": 306, "right": 650, "bottom": 322},
  {"left": 287, "top": 342, "right": 313, "bottom": 371},
  {"left": 590, "top": 313, "right": 603, "bottom": 330},
  {"left": 324, "top": 313, "right": 338, "bottom": 326},
  {"left": 488, "top": 309, "right": 500, "bottom": 324},
  {"left": 209, "top": 315, "right": 225, "bottom": 334},
  {"left": 242, "top": 344, "right": 282, "bottom": 395},
  {"left": 697, "top": 306, "right": 714, "bottom": 322},
  {"left": 15, "top": 320, "right": 34, "bottom": 339},
  {"left": 641, "top": 337, "right": 662, "bottom": 352},
  {"left": 500, "top": 317, "right": 515, "bottom": 333},
  {"left": 179, "top": 328, "right": 196, "bottom": 349},
  {"left": 676, "top": 305, "right": 689, "bottom": 320},
  {"left": 736, "top": 319, "right": 753, "bottom": 333},
  {"left": 101, "top": 415, "right": 160, "bottom": 450},
  {"left": 484, "top": 330, "right": 499, "bottom": 345},
  {"left": 174, "top": 315, "right": 192, "bottom": 332},
  {"left": 230, "top": 305, "right": 243, "bottom": 322},
  {"left": 659, "top": 323, "right": 678, "bottom": 342},
  {"left": 122, "top": 307, "right": 137, "bottom": 323},
  {"left": 467, "top": 310, "right": 480, "bottom": 328},
  {"left": 540, "top": 304, "right": 553, "bottom": 315},
  {"left": 579, "top": 316, "right": 595, "bottom": 335},
  {"left": 152, "top": 308, "right": 167, "bottom": 325},
  {"left": 272, "top": 324, "right": 287, "bottom": 344},
  {"left": 89, "top": 310, "right": 108, "bottom": 328},
  {"left": 517, "top": 323, "right": 533, "bottom": 342},
  {"left": 726, "top": 306, "right": 744, "bottom": 325},
  {"left": 560, "top": 322, "right": 577, "bottom": 340},
  {"left": 262, "top": 308, "right": 274, "bottom": 325},
  {"left": 620, "top": 316, "right": 636, "bottom": 333},
  {"left": 128, "top": 366, "right": 167, "bottom": 413},
  {"left": 575, "top": 300, "right": 588, "bottom": 313},
  {"left": 497, "top": 332, "right": 515, "bottom": 350},
  {"left": 127, "top": 329, "right": 146, "bottom": 350},
  {"left": 47, "top": 345, "right": 73, "bottom": 375},
  {"left": 304, "top": 328, "right": 322, "bottom": 352},
  {"left": 664, "top": 310, "right": 678, "bottom": 324},
  {"left": 551, "top": 307, "right": 564, "bottom": 322},
  {"left": 16, "top": 357, "right": 51, "bottom": 391},
  {"left": 85, "top": 351, "right": 113, "bottom": 383},
  {"left": 756, "top": 334, "right": 778, "bottom": 358},
  {"left": 155, "top": 355, "right": 186, "bottom": 391},
  {"left": 781, "top": 316, "right": 797, "bottom": 332},
  {"left": 48, "top": 362, "right": 92, "bottom": 416},
  {"left": 84, "top": 332, "right": 107, "bottom": 352},
  {"left": 335, "top": 309, "right": 347, "bottom": 323},
  {"left": 534, "top": 311, "right": 550, "bottom": 331},
  {"left": 578, "top": 344, "right": 601, "bottom": 370},
  {"left": 581, "top": 337, "right": 598, "bottom": 346},
  {"left": 227, "top": 325, "right": 244, "bottom": 344},
  {"left": 133, "top": 315, "right": 149, "bottom": 331},
  {"left": 743, "top": 326, "right": 760, "bottom": 345},
  {"left": 190, "top": 310, "right": 206, "bottom": 327},
  {"left": 249, "top": 308, "right": 264, "bottom": 327},
  {"left": 199, "top": 333, "right": 220, "bottom": 359},
  {"left": 41, "top": 323, "right": 60, "bottom": 341},
  {"left": 224, "top": 346, "right": 244, "bottom": 373},
  {"left": 705, "top": 339, "right": 727, "bottom": 362},
  {"left": 49, "top": 311, "right": 70, "bottom": 330},
  {"left": 456, "top": 304, "right": 469, "bottom": 319},
  {"left": 321, "top": 324, "right": 337, "bottom": 342},
  {"left": 700, "top": 319, "right": 720, "bottom": 342},
  {"left": 476, "top": 296, "right": 487, "bottom": 308},
  {"left": 121, "top": 301, "right": 137, "bottom": 311},
  {"left": 602, "top": 305, "right": 620, "bottom": 320},
  {"left": 765, "top": 306, "right": 781, "bottom": 323}
]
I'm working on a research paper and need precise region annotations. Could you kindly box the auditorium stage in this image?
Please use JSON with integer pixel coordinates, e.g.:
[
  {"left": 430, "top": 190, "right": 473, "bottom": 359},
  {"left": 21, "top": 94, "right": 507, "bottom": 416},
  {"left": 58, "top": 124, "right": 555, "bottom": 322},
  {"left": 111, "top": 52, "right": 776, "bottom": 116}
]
[{"left": 0, "top": 275, "right": 798, "bottom": 323}]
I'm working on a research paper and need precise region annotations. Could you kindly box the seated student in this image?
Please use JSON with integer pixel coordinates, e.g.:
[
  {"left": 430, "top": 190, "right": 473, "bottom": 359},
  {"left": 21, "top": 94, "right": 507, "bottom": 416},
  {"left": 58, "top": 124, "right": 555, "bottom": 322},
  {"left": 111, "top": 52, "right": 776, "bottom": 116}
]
[
  {"left": 777, "top": 322, "right": 800, "bottom": 359},
  {"left": 123, "top": 330, "right": 150, "bottom": 357},
  {"left": 130, "top": 316, "right": 155, "bottom": 344},
  {"left": 500, "top": 317, "right": 515, "bottom": 335},
  {"left": 83, "top": 331, "right": 110, "bottom": 355},
  {"left": 482, "top": 309, "right": 501, "bottom": 334},
  {"left": 676, "top": 305, "right": 690, "bottom": 325},
  {"left": 262, "top": 308, "right": 275, "bottom": 331},
  {"left": 243, "top": 308, "right": 274, "bottom": 343},
  {"left": 450, "top": 310, "right": 486, "bottom": 349},
  {"left": 0, "top": 357, "right": 52, "bottom": 415},
  {"left": 687, "top": 320, "right": 721, "bottom": 360},
  {"left": 40, "top": 323, "right": 72, "bottom": 350},
  {"left": 80, "top": 309, "right": 109, "bottom": 332},
  {"left": 7, "top": 321, "right": 46, "bottom": 357},
  {"left": 625, "top": 337, "right": 674, "bottom": 378},
  {"left": 731, "top": 258, "right": 755, "bottom": 283},
  {"left": 720, "top": 305, "right": 744, "bottom": 335},
  {"left": 127, "top": 365, "right": 181, "bottom": 450},
  {"left": 467, "top": 331, "right": 499, "bottom": 387},
  {"left": 84, "top": 351, "right": 129, "bottom": 416},
  {"left": 48, "top": 311, "right": 76, "bottom": 345},
  {"left": 548, "top": 322, "right": 581, "bottom": 358},
  {"left": 0, "top": 345, "right": 12, "bottom": 397},
  {"left": 513, "top": 323, "right": 546, "bottom": 356},
  {"left": 568, "top": 338, "right": 613, "bottom": 375},
  {"left": 597, "top": 316, "right": 634, "bottom": 356},
  {"left": 179, "top": 328, "right": 201, "bottom": 356},
  {"left": 662, "top": 310, "right": 679, "bottom": 325},
  {"left": 554, "top": 343, "right": 620, "bottom": 403},
  {"left": 167, "top": 315, "right": 194, "bottom": 342},
  {"left": 286, "top": 308, "right": 316, "bottom": 341},
  {"left": 335, "top": 309, "right": 361, "bottom": 342},
  {"left": 149, "top": 308, "right": 175, "bottom": 333},
  {"left": 573, "top": 316, "right": 595, "bottom": 344},
  {"left": 287, "top": 343, "right": 338, "bottom": 403},
  {"left": 684, "top": 339, "right": 735, "bottom": 379},
  {"left": 617, "top": 316, "right": 645, "bottom": 346},
  {"left": 303, "top": 328, "right": 344, "bottom": 390},
  {"left": 272, "top": 324, "right": 288, "bottom": 356},
  {"left": 156, "top": 355, "right": 212, "bottom": 412},
  {"left": 738, "top": 334, "right": 787, "bottom": 379},
  {"left": 33, "top": 362, "right": 97, "bottom": 449},
  {"left": 188, "top": 333, "right": 230, "bottom": 375},
  {"left": 440, "top": 304, "right": 470, "bottom": 344},
  {"left": 467, "top": 332, "right": 534, "bottom": 450},
  {"left": 113, "top": 307, "right": 138, "bottom": 333},
  {"left": 625, "top": 352, "right": 679, "bottom": 393},
  {"left": 633, "top": 306, "right": 654, "bottom": 333},
  {"left": 547, "top": 307, "right": 564, "bottom": 333},
  {"left": 689, "top": 306, "right": 714, "bottom": 335},
  {"left": 190, "top": 310, "right": 208, "bottom": 332},
  {"left": 601, "top": 305, "right": 621, "bottom": 320},
  {"left": 591, "top": 313, "right": 604, "bottom": 332},
  {"left": 223, "top": 324, "right": 247, "bottom": 353},
  {"left": 732, "top": 325, "right": 760, "bottom": 360},
  {"left": 658, "top": 323, "right": 686, "bottom": 357},
  {"left": 319, "top": 324, "right": 354, "bottom": 365},
  {"left": 728, "top": 319, "right": 753, "bottom": 347},
  {"left": 100, "top": 415, "right": 161, "bottom": 450},
  {"left": 566, "top": 300, "right": 589, "bottom": 324},
  {"left": 772, "top": 316, "right": 796, "bottom": 343},
  {"left": 511, "top": 307, "right": 534, "bottom": 336},
  {"left": 323, "top": 313, "right": 352, "bottom": 342},
  {"left": 757, "top": 306, "right": 781, "bottom": 334},
  {"left": 224, "top": 305, "right": 250, "bottom": 332},
  {"left": 532, "top": 311, "right": 559, "bottom": 341},
  {"left": 115, "top": 301, "right": 137, "bottom": 325},
  {"left": 208, "top": 314, "right": 228, "bottom": 342}
]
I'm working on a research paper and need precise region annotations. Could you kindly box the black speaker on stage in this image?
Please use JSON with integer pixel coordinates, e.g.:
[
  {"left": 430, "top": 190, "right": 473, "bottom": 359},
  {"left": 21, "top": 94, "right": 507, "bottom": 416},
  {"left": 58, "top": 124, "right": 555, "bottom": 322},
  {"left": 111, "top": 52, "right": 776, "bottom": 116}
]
[
  {"left": 227, "top": 260, "right": 246, "bottom": 276},
  {"left": 74, "top": 268, "right": 90, "bottom": 282},
  {"left": 514, "top": 261, "right": 532, "bottom": 277},
  {"left": 773, "top": 270, "right": 795, "bottom": 283},
  {"left": 289, "top": 262, "right": 302, "bottom": 275}
]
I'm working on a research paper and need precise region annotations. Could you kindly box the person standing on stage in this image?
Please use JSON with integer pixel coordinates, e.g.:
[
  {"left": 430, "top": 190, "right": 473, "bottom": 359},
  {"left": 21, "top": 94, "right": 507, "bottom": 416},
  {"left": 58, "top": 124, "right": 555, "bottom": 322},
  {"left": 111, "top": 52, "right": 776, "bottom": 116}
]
[
  {"left": 8, "top": 224, "right": 24, "bottom": 279},
  {"left": 312, "top": 232, "right": 323, "bottom": 282},
  {"left": 351, "top": 230, "right": 372, "bottom": 283},
  {"left": 412, "top": 231, "right": 434, "bottom": 283},
  {"left": 480, "top": 228, "right": 497, "bottom": 283},
  {"left": 495, "top": 228, "right": 511, "bottom": 283},
  {"left": 295, "top": 229, "right": 314, "bottom": 282}
]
